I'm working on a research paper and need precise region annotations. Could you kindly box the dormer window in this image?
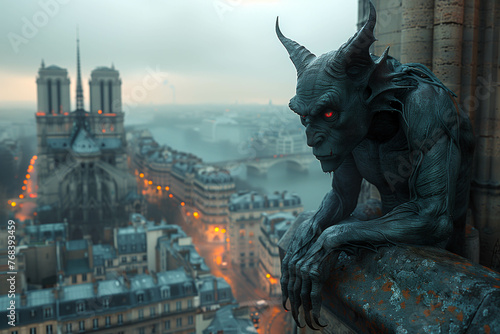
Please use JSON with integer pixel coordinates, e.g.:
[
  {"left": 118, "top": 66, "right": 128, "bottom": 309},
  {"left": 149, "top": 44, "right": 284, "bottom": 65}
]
[
  {"left": 76, "top": 302, "right": 85, "bottom": 313},
  {"left": 161, "top": 287, "right": 170, "bottom": 299}
]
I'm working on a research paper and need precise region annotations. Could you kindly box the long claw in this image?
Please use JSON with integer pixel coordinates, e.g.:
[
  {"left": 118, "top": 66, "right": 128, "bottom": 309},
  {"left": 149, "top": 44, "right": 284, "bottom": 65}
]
[
  {"left": 292, "top": 260, "right": 304, "bottom": 313},
  {"left": 287, "top": 262, "right": 297, "bottom": 315},
  {"left": 313, "top": 314, "right": 328, "bottom": 328},
  {"left": 300, "top": 266, "right": 314, "bottom": 328},
  {"left": 281, "top": 256, "right": 290, "bottom": 310}
]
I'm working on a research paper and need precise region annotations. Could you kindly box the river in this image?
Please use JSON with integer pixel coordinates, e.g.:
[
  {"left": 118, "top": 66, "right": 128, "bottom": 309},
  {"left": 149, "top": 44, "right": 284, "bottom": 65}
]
[{"left": 142, "top": 121, "right": 332, "bottom": 211}]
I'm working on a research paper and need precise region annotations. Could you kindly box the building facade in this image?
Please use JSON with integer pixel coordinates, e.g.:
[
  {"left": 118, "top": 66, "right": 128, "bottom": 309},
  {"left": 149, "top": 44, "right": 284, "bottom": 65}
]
[
  {"left": 0, "top": 268, "right": 199, "bottom": 334},
  {"left": 257, "top": 212, "right": 296, "bottom": 297},
  {"left": 227, "top": 191, "right": 303, "bottom": 269}
]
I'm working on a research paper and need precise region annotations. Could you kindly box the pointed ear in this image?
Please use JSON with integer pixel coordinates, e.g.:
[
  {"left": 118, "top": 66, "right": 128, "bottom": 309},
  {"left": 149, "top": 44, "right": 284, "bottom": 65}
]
[{"left": 339, "top": 1, "right": 377, "bottom": 79}]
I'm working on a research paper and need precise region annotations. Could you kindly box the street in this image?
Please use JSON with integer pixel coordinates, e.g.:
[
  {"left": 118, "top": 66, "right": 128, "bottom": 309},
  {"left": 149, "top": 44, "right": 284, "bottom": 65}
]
[{"left": 172, "top": 205, "right": 293, "bottom": 334}]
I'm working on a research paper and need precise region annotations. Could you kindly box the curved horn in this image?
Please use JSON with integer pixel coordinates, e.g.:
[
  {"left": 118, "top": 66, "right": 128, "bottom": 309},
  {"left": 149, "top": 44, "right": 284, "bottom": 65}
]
[
  {"left": 276, "top": 17, "right": 316, "bottom": 76},
  {"left": 339, "top": 1, "right": 377, "bottom": 77}
]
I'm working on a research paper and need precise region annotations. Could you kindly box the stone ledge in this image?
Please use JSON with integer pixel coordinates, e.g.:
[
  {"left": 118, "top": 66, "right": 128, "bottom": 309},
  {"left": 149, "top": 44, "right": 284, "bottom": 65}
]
[{"left": 279, "top": 214, "right": 500, "bottom": 333}]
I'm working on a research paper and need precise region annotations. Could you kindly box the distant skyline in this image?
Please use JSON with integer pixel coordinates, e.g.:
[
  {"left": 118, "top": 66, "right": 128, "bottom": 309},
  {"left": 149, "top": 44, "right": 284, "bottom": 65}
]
[{"left": 0, "top": 0, "right": 357, "bottom": 109}]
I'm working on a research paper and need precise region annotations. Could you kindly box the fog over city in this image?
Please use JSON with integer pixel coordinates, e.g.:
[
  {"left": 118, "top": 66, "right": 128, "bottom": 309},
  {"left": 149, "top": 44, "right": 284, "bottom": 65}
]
[{"left": 0, "top": 0, "right": 356, "bottom": 107}]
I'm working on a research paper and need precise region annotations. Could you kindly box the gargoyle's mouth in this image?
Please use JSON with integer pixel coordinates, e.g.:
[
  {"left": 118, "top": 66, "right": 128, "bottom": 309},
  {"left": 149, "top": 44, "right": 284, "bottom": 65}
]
[{"left": 314, "top": 154, "right": 336, "bottom": 161}]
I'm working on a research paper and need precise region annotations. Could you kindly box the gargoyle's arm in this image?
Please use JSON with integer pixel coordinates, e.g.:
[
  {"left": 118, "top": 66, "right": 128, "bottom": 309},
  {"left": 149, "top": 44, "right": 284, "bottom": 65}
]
[
  {"left": 342, "top": 132, "right": 459, "bottom": 248},
  {"left": 281, "top": 153, "right": 362, "bottom": 316},
  {"left": 313, "top": 153, "right": 363, "bottom": 231}
]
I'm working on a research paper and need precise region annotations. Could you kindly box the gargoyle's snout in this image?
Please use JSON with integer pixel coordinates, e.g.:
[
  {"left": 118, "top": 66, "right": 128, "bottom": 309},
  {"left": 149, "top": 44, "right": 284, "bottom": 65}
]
[{"left": 306, "top": 127, "right": 325, "bottom": 147}]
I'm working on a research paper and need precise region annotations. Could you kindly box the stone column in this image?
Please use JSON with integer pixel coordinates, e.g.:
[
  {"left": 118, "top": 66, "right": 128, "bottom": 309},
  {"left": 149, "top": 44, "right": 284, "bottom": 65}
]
[
  {"left": 358, "top": 0, "right": 402, "bottom": 58},
  {"left": 432, "top": 0, "right": 465, "bottom": 99},
  {"left": 401, "top": 0, "right": 435, "bottom": 69},
  {"left": 470, "top": 0, "right": 500, "bottom": 270}
]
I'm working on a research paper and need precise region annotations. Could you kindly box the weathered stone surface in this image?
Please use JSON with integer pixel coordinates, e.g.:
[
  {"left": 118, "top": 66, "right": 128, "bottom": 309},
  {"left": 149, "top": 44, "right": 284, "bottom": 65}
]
[
  {"left": 319, "top": 245, "right": 500, "bottom": 333},
  {"left": 280, "top": 213, "right": 500, "bottom": 333}
]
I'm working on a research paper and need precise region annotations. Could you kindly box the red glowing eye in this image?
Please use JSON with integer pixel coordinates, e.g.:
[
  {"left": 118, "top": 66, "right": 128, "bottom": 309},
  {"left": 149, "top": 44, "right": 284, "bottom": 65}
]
[
  {"left": 324, "top": 111, "right": 333, "bottom": 118},
  {"left": 301, "top": 115, "right": 306, "bottom": 118}
]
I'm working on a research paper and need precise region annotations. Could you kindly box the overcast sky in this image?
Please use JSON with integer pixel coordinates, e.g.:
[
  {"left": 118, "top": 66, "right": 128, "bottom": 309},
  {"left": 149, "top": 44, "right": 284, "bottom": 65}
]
[{"left": 0, "top": 0, "right": 357, "bottom": 108}]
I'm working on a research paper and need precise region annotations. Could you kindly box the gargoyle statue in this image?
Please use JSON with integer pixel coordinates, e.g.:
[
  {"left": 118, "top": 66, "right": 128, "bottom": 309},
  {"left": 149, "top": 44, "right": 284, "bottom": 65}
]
[{"left": 277, "top": 2, "right": 475, "bottom": 330}]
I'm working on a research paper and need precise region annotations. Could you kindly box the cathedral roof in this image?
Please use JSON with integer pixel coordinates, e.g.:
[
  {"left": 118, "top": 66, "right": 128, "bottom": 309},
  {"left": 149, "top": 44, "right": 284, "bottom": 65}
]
[
  {"left": 71, "top": 127, "right": 100, "bottom": 155},
  {"left": 45, "top": 65, "right": 64, "bottom": 70}
]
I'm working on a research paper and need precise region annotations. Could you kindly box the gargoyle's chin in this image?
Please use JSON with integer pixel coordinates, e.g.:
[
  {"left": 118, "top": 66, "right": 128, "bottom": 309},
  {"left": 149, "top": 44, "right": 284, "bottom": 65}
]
[{"left": 318, "top": 157, "right": 339, "bottom": 173}]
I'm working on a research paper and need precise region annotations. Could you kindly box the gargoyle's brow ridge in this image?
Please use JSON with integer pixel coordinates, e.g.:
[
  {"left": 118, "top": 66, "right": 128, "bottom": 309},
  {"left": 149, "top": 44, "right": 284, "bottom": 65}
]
[{"left": 310, "top": 91, "right": 341, "bottom": 116}]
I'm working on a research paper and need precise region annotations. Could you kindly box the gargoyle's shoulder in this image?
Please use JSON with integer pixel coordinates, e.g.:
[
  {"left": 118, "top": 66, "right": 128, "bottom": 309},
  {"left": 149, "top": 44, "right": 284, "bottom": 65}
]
[{"left": 403, "top": 82, "right": 458, "bottom": 122}]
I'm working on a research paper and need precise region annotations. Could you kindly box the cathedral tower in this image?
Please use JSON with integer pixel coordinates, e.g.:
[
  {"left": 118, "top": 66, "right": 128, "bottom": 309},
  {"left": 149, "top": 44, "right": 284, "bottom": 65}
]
[{"left": 36, "top": 61, "right": 71, "bottom": 115}]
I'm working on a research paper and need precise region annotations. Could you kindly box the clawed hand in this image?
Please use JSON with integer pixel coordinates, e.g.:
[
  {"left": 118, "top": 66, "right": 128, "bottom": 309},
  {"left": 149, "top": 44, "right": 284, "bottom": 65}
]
[{"left": 281, "top": 224, "right": 348, "bottom": 329}]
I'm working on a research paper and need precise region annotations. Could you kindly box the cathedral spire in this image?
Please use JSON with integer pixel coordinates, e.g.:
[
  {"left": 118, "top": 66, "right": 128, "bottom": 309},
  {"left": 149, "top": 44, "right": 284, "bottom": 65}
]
[{"left": 76, "top": 27, "right": 84, "bottom": 111}]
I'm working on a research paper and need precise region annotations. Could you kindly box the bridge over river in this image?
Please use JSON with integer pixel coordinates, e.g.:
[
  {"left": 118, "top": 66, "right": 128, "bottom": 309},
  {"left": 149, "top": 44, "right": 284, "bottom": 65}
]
[{"left": 212, "top": 153, "right": 315, "bottom": 176}]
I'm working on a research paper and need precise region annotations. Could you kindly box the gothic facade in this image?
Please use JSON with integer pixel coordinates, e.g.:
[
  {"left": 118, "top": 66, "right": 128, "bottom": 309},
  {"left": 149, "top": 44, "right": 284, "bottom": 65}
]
[{"left": 35, "top": 39, "right": 144, "bottom": 240}]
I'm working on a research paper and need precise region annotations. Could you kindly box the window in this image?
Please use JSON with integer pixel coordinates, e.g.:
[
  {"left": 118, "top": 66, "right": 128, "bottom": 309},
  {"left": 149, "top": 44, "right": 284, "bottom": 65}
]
[
  {"left": 30, "top": 309, "right": 36, "bottom": 317},
  {"left": 138, "top": 309, "right": 144, "bottom": 320},
  {"left": 188, "top": 315, "right": 194, "bottom": 325},
  {"left": 150, "top": 306, "right": 156, "bottom": 317},
  {"left": 142, "top": 255, "right": 147, "bottom": 261},
  {"left": 44, "top": 307, "right": 52, "bottom": 318},
  {"left": 163, "top": 303, "right": 170, "bottom": 313},
  {"left": 79, "top": 320, "right": 85, "bottom": 332},
  {"left": 46, "top": 325, "right": 53, "bottom": 334},
  {"left": 82, "top": 273, "right": 87, "bottom": 282},
  {"left": 240, "top": 252, "right": 245, "bottom": 257},
  {"left": 66, "top": 323, "right": 72, "bottom": 333},
  {"left": 11, "top": 331, "right": 18, "bottom": 334},
  {"left": 93, "top": 318, "right": 98, "bottom": 330},
  {"left": 102, "top": 298, "right": 109, "bottom": 309},
  {"left": 161, "top": 287, "right": 170, "bottom": 299},
  {"left": 138, "top": 328, "right": 144, "bottom": 334},
  {"left": 76, "top": 302, "right": 85, "bottom": 313},
  {"left": 106, "top": 260, "right": 113, "bottom": 267},
  {"left": 220, "top": 291, "right": 227, "bottom": 299},
  {"left": 105, "top": 316, "right": 111, "bottom": 327},
  {"left": 117, "top": 314, "right": 123, "bottom": 325},
  {"left": 132, "top": 256, "right": 137, "bottom": 262},
  {"left": 121, "top": 256, "right": 127, "bottom": 263},
  {"left": 96, "top": 267, "right": 103, "bottom": 275},
  {"left": 152, "top": 324, "right": 157, "bottom": 333},
  {"left": 164, "top": 320, "right": 170, "bottom": 330},
  {"left": 176, "top": 301, "right": 182, "bottom": 311},
  {"left": 137, "top": 292, "right": 144, "bottom": 303},
  {"left": 30, "top": 328, "right": 36, "bottom": 334},
  {"left": 205, "top": 294, "right": 212, "bottom": 302},
  {"left": 187, "top": 300, "right": 193, "bottom": 309},
  {"left": 176, "top": 317, "right": 182, "bottom": 327},
  {"left": 72, "top": 275, "right": 76, "bottom": 283},
  {"left": 250, "top": 252, "right": 254, "bottom": 257}
]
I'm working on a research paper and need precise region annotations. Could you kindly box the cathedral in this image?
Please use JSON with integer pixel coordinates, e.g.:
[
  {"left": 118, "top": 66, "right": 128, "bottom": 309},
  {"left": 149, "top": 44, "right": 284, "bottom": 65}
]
[{"left": 35, "top": 38, "right": 144, "bottom": 240}]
